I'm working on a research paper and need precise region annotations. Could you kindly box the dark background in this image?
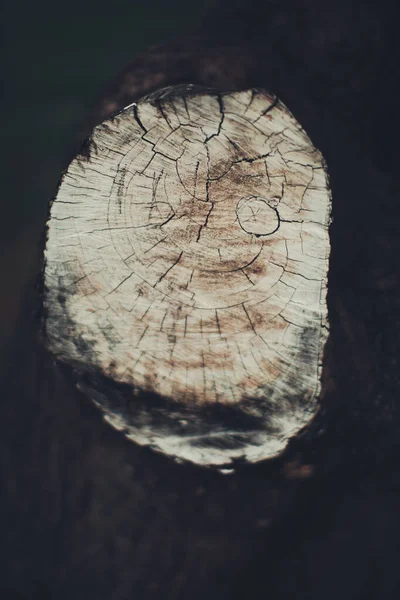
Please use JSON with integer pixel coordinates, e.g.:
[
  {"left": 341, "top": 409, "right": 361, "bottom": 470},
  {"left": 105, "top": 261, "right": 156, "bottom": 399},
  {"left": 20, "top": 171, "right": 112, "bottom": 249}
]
[
  {"left": 2, "top": 1, "right": 400, "bottom": 599},
  {"left": 1, "top": 0, "right": 214, "bottom": 347}
]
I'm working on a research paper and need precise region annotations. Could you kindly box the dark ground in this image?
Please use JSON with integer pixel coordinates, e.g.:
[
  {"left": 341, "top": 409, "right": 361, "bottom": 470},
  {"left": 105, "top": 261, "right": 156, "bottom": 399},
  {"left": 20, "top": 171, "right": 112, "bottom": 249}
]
[{"left": 1, "top": 1, "right": 400, "bottom": 598}]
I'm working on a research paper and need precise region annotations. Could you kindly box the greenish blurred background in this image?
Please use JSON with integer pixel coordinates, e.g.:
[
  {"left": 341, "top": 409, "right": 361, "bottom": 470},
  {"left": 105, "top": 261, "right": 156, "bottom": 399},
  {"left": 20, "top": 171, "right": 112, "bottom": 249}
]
[{"left": 2, "top": 0, "right": 214, "bottom": 346}]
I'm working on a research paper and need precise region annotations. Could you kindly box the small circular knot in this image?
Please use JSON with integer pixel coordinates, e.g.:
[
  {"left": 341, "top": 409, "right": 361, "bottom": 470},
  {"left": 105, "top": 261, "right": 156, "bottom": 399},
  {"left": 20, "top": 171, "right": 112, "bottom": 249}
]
[{"left": 236, "top": 196, "right": 280, "bottom": 237}]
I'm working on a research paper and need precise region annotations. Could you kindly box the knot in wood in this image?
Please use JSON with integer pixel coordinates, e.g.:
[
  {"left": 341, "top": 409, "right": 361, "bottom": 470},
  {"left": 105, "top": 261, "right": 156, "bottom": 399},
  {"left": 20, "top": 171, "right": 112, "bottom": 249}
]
[
  {"left": 44, "top": 87, "right": 331, "bottom": 468},
  {"left": 236, "top": 196, "right": 280, "bottom": 236}
]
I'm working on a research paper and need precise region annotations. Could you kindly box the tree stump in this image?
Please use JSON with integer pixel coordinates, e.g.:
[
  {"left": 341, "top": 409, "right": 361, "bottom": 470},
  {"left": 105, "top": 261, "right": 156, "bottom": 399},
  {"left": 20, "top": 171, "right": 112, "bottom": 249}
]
[{"left": 44, "top": 86, "right": 331, "bottom": 468}]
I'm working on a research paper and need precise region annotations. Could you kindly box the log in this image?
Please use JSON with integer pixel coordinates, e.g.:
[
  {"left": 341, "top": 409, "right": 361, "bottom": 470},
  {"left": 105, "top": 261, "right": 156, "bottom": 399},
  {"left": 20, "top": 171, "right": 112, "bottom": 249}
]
[
  {"left": 44, "top": 86, "right": 331, "bottom": 468},
  {"left": 3, "top": 1, "right": 400, "bottom": 598}
]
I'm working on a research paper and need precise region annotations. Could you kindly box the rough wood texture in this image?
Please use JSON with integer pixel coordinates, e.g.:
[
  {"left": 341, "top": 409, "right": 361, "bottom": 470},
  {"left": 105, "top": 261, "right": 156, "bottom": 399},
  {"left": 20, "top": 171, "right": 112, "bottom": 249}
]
[
  {"left": 2, "top": 1, "right": 400, "bottom": 599},
  {"left": 44, "top": 87, "right": 331, "bottom": 467}
]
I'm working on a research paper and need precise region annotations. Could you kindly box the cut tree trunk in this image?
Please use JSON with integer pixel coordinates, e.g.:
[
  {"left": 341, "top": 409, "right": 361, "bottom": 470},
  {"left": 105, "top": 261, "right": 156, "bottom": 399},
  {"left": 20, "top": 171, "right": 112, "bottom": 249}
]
[
  {"left": 44, "top": 86, "right": 331, "bottom": 468},
  {"left": 2, "top": 1, "right": 400, "bottom": 599}
]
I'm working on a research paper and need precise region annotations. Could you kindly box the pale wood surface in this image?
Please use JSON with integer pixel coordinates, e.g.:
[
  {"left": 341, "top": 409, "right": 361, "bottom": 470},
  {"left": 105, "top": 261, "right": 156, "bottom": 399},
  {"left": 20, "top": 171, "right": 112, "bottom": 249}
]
[{"left": 44, "top": 87, "right": 331, "bottom": 467}]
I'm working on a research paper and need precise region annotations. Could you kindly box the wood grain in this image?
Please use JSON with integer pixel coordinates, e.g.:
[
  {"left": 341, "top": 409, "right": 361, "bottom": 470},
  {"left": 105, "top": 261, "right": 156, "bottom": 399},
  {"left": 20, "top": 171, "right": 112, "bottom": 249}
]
[{"left": 44, "top": 87, "right": 331, "bottom": 467}]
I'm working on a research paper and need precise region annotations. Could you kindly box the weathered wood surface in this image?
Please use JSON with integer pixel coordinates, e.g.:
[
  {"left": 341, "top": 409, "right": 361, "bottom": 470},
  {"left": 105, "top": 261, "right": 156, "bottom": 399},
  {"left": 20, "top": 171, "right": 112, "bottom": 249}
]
[
  {"left": 2, "top": 1, "right": 400, "bottom": 598},
  {"left": 44, "top": 87, "right": 331, "bottom": 467}
]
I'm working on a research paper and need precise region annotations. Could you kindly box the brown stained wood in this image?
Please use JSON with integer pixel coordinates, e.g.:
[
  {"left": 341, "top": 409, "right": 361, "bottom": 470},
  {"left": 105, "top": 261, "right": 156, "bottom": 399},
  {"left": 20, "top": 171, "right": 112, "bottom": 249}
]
[{"left": 43, "top": 87, "right": 331, "bottom": 467}]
